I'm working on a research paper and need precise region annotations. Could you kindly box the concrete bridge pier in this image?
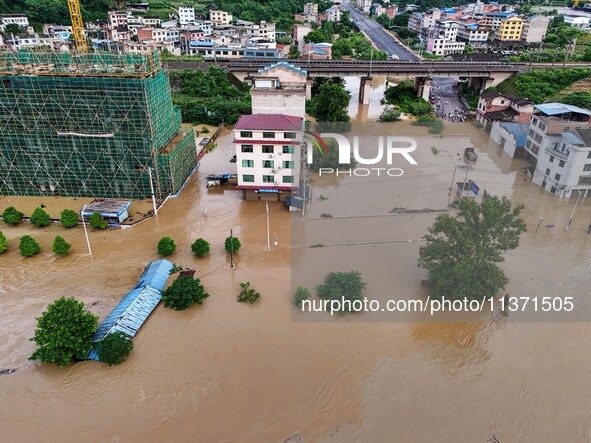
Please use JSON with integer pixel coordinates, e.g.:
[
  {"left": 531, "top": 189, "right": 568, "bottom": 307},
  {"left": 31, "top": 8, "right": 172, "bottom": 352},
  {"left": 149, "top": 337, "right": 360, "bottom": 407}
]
[
  {"left": 306, "top": 79, "right": 312, "bottom": 100},
  {"left": 414, "top": 77, "right": 432, "bottom": 101},
  {"left": 359, "top": 76, "right": 372, "bottom": 104},
  {"left": 468, "top": 76, "right": 495, "bottom": 92}
]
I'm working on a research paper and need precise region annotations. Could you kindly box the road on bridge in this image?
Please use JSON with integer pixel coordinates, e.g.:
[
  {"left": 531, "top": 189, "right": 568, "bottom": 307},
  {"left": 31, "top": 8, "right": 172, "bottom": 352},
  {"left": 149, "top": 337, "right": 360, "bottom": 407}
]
[{"left": 343, "top": 0, "right": 419, "bottom": 61}]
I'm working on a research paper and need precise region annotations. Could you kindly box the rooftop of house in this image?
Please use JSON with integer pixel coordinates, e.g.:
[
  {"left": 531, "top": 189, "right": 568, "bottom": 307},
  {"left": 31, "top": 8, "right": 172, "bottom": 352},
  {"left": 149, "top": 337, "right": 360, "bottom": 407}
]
[
  {"left": 535, "top": 103, "right": 591, "bottom": 118},
  {"left": 234, "top": 114, "right": 302, "bottom": 131}
]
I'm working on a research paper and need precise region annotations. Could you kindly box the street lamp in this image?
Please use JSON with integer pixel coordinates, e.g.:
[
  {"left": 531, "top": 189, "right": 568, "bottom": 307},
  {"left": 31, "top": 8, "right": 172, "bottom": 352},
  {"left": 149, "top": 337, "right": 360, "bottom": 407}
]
[{"left": 81, "top": 204, "right": 92, "bottom": 255}]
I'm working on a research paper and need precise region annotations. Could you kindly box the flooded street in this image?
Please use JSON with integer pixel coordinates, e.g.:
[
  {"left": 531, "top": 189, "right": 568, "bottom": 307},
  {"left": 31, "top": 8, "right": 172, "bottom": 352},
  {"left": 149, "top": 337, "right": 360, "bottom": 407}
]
[{"left": 1, "top": 115, "right": 591, "bottom": 442}]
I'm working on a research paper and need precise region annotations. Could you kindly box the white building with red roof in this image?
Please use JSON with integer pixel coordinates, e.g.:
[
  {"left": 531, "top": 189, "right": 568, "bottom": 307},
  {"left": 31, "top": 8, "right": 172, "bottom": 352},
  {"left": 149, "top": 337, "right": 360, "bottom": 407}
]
[{"left": 234, "top": 114, "right": 303, "bottom": 201}]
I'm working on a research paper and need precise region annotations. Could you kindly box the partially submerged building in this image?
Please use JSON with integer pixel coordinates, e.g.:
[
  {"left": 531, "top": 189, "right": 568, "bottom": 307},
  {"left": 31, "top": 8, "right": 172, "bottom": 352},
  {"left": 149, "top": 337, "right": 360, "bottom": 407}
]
[
  {"left": 523, "top": 103, "right": 591, "bottom": 198},
  {"left": 0, "top": 51, "right": 196, "bottom": 200}
]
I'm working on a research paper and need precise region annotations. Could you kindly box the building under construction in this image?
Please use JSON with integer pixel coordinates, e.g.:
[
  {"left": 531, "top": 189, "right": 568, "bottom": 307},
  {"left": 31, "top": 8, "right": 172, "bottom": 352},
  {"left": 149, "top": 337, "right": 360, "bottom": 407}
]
[{"left": 0, "top": 51, "right": 196, "bottom": 200}]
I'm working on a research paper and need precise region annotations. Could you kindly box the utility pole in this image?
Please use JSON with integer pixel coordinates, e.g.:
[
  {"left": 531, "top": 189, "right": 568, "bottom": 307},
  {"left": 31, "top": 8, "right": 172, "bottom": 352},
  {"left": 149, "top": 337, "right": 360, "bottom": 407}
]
[
  {"left": 81, "top": 204, "right": 92, "bottom": 255},
  {"left": 148, "top": 166, "right": 158, "bottom": 217},
  {"left": 536, "top": 216, "right": 543, "bottom": 233},
  {"left": 229, "top": 229, "right": 235, "bottom": 268},
  {"left": 265, "top": 201, "right": 271, "bottom": 250},
  {"left": 565, "top": 189, "right": 583, "bottom": 232},
  {"left": 447, "top": 164, "right": 459, "bottom": 206}
]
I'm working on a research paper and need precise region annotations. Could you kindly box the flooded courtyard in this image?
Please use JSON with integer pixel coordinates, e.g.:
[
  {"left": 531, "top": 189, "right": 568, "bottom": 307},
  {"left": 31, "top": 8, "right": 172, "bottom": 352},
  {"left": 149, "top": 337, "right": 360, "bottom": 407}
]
[{"left": 1, "top": 111, "right": 591, "bottom": 441}]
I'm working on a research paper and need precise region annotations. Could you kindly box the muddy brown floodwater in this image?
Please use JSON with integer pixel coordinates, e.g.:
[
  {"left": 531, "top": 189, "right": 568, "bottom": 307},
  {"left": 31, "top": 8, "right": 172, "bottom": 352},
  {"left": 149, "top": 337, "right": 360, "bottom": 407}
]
[{"left": 1, "top": 116, "right": 591, "bottom": 442}]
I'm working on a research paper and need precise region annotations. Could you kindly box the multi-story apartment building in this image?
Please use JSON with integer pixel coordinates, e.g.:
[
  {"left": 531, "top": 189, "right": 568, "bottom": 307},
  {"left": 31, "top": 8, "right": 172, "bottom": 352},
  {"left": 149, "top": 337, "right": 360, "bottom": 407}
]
[
  {"left": 426, "top": 20, "right": 464, "bottom": 55},
  {"left": 386, "top": 6, "right": 397, "bottom": 19},
  {"left": 356, "top": 0, "right": 372, "bottom": 13},
  {"left": 479, "top": 11, "right": 516, "bottom": 35},
  {"left": 108, "top": 11, "right": 131, "bottom": 41},
  {"left": 457, "top": 22, "right": 489, "bottom": 47},
  {"left": 304, "top": 3, "right": 318, "bottom": 15},
  {"left": 522, "top": 14, "right": 549, "bottom": 43},
  {"left": 234, "top": 115, "right": 303, "bottom": 200},
  {"left": 209, "top": 10, "right": 233, "bottom": 25},
  {"left": 496, "top": 16, "right": 523, "bottom": 41},
  {"left": 0, "top": 14, "right": 32, "bottom": 33},
  {"left": 325, "top": 7, "right": 342, "bottom": 22},
  {"left": 294, "top": 23, "right": 313, "bottom": 51},
  {"left": 523, "top": 103, "right": 591, "bottom": 198},
  {"left": 178, "top": 6, "right": 195, "bottom": 25},
  {"left": 408, "top": 8, "right": 442, "bottom": 37},
  {"left": 192, "top": 20, "right": 214, "bottom": 36}
]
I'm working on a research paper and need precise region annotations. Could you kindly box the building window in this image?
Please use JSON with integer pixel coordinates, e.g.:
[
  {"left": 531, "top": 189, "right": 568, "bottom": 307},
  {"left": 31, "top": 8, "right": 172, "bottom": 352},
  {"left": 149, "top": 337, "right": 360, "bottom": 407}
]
[
  {"left": 263, "top": 160, "right": 274, "bottom": 168},
  {"left": 551, "top": 186, "right": 557, "bottom": 194},
  {"left": 241, "top": 145, "right": 253, "bottom": 153},
  {"left": 587, "top": 152, "right": 591, "bottom": 159},
  {"left": 542, "top": 180, "right": 547, "bottom": 188},
  {"left": 559, "top": 160, "right": 565, "bottom": 167},
  {"left": 262, "top": 175, "right": 275, "bottom": 183},
  {"left": 242, "top": 174, "right": 255, "bottom": 182},
  {"left": 263, "top": 132, "right": 275, "bottom": 139},
  {"left": 584, "top": 164, "right": 591, "bottom": 172},
  {"left": 262, "top": 145, "right": 274, "bottom": 154},
  {"left": 242, "top": 160, "right": 254, "bottom": 167},
  {"left": 545, "top": 168, "right": 551, "bottom": 176},
  {"left": 555, "top": 173, "right": 561, "bottom": 180},
  {"left": 240, "top": 131, "right": 253, "bottom": 138},
  {"left": 282, "top": 146, "right": 294, "bottom": 154},
  {"left": 282, "top": 161, "right": 294, "bottom": 169},
  {"left": 549, "top": 155, "right": 554, "bottom": 163},
  {"left": 283, "top": 176, "right": 294, "bottom": 183},
  {"left": 284, "top": 132, "right": 296, "bottom": 139}
]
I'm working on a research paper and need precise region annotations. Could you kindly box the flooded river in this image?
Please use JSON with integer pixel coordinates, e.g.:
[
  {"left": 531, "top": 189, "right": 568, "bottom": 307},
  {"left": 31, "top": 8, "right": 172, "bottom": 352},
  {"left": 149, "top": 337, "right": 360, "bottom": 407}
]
[{"left": 1, "top": 110, "right": 591, "bottom": 441}]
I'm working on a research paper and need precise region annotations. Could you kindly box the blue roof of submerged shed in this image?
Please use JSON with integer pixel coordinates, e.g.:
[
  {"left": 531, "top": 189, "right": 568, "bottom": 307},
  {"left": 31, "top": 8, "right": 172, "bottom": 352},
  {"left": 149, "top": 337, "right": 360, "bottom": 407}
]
[
  {"left": 498, "top": 122, "right": 529, "bottom": 148},
  {"left": 87, "top": 259, "right": 173, "bottom": 361}
]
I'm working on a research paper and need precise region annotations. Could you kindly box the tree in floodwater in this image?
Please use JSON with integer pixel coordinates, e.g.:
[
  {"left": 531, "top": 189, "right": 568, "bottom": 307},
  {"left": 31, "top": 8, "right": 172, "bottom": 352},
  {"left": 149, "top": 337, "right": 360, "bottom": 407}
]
[
  {"left": 316, "top": 271, "right": 366, "bottom": 313},
  {"left": 30, "top": 297, "right": 98, "bottom": 366},
  {"left": 418, "top": 195, "right": 526, "bottom": 301}
]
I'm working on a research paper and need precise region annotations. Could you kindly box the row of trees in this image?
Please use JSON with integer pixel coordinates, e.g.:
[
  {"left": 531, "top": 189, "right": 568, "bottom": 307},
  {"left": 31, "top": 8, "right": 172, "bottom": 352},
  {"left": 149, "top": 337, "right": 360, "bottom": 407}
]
[
  {"left": 157, "top": 235, "right": 241, "bottom": 257},
  {"left": 0, "top": 232, "right": 72, "bottom": 257},
  {"left": 2, "top": 206, "right": 109, "bottom": 229}
]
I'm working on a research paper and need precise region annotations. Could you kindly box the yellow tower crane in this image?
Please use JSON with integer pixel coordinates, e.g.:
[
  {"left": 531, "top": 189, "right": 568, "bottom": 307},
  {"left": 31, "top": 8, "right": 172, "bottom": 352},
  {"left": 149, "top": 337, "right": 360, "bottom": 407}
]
[{"left": 67, "top": 0, "right": 88, "bottom": 52}]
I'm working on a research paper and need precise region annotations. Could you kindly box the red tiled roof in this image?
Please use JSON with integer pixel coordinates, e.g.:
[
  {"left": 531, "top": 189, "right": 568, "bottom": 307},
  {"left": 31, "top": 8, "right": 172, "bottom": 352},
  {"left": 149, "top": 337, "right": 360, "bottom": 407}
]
[{"left": 234, "top": 114, "right": 303, "bottom": 131}]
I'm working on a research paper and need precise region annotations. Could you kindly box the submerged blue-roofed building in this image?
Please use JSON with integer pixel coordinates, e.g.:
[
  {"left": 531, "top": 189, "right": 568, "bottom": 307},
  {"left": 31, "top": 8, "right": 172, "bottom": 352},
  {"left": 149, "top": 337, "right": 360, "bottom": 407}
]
[
  {"left": 490, "top": 121, "right": 530, "bottom": 158},
  {"left": 87, "top": 259, "right": 173, "bottom": 361}
]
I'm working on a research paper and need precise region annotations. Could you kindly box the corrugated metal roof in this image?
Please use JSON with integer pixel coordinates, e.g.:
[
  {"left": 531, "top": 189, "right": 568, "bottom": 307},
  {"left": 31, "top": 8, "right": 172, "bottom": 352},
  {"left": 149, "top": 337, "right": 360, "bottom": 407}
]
[
  {"left": 534, "top": 103, "right": 591, "bottom": 117},
  {"left": 87, "top": 259, "right": 173, "bottom": 361},
  {"left": 561, "top": 131, "right": 584, "bottom": 145},
  {"left": 499, "top": 122, "right": 529, "bottom": 147}
]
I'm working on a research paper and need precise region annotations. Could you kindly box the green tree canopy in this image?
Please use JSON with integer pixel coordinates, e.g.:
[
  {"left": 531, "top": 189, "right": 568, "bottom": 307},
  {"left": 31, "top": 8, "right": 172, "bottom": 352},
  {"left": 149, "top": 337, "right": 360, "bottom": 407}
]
[
  {"left": 418, "top": 195, "right": 527, "bottom": 300},
  {"left": 19, "top": 235, "right": 41, "bottom": 257},
  {"left": 30, "top": 207, "right": 50, "bottom": 227},
  {"left": 0, "top": 231, "right": 7, "bottom": 254},
  {"left": 89, "top": 212, "right": 108, "bottom": 229},
  {"left": 96, "top": 331, "right": 134, "bottom": 366},
  {"left": 293, "top": 286, "right": 310, "bottom": 307},
  {"left": 157, "top": 236, "right": 176, "bottom": 256},
  {"left": 2, "top": 206, "right": 23, "bottom": 225},
  {"left": 237, "top": 281, "right": 261, "bottom": 304},
  {"left": 225, "top": 236, "right": 241, "bottom": 254},
  {"left": 308, "top": 80, "right": 351, "bottom": 132},
  {"left": 52, "top": 235, "right": 71, "bottom": 256},
  {"left": 316, "top": 271, "right": 366, "bottom": 313},
  {"left": 30, "top": 297, "right": 98, "bottom": 366},
  {"left": 162, "top": 274, "right": 209, "bottom": 311},
  {"left": 191, "top": 238, "right": 211, "bottom": 257},
  {"left": 60, "top": 209, "right": 79, "bottom": 228}
]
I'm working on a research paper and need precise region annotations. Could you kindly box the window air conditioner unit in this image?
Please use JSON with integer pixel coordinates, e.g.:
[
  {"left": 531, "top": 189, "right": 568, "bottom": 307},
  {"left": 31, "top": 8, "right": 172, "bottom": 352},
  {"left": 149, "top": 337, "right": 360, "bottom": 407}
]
[
  {"left": 274, "top": 181, "right": 279, "bottom": 185},
  {"left": 272, "top": 169, "right": 278, "bottom": 173}
]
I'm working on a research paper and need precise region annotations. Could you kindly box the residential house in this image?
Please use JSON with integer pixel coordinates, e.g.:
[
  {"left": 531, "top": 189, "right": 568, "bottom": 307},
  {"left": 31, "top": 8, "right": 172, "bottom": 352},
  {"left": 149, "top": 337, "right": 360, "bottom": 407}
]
[
  {"left": 495, "top": 16, "right": 524, "bottom": 42},
  {"left": 476, "top": 91, "right": 534, "bottom": 130},
  {"left": 490, "top": 121, "right": 530, "bottom": 158},
  {"left": 301, "top": 42, "right": 333, "bottom": 59},
  {"left": 178, "top": 6, "right": 195, "bottom": 25},
  {"left": 294, "top": 23, "right": 313, "bottom": 51},
  {"left": 209, "top": 10, "right": 233, "bottom": 25}
]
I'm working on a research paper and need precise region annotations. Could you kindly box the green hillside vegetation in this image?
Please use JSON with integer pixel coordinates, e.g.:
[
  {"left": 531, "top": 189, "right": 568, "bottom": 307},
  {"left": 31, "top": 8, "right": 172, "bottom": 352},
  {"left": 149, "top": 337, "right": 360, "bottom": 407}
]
[
  {"left": 492, "top": 68, "right": 591, "bottom": 104},
  {"left": 169, "top": 66, "right": 250, "bottom": 125}
]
